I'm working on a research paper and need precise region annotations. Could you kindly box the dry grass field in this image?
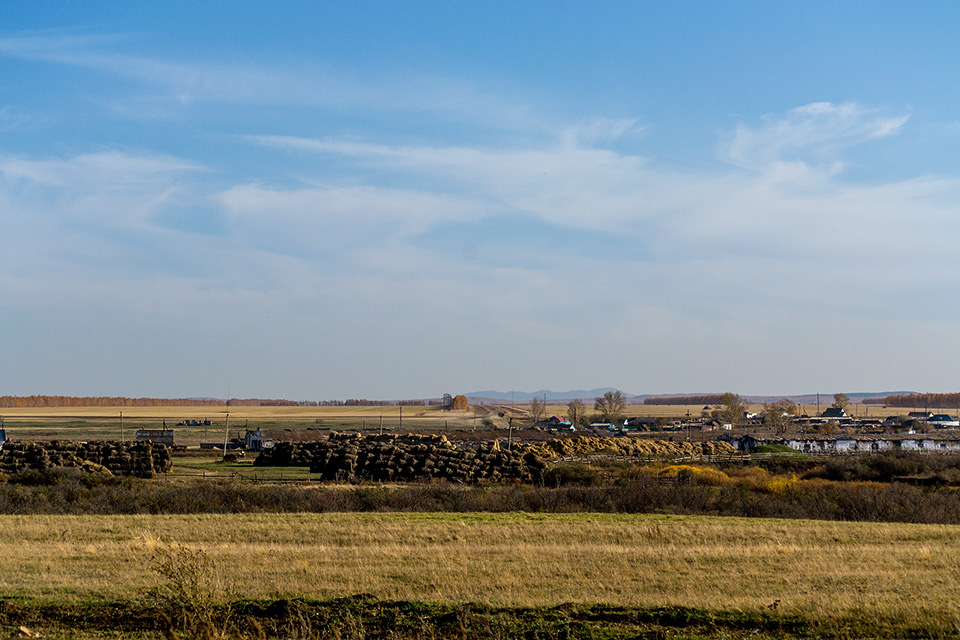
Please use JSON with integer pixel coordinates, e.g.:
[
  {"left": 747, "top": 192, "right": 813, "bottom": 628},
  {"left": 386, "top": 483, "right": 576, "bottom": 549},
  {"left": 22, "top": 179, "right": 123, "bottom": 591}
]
[
  {"left": 2, "top": 512, "right": 959, "bottom": 634},
  {"left": 0, "top": 405, "right": 492, "bottom": 443},
  {"left": 0, "top": 402, "right": 908, "bottom": 420},
  {"left": 0, "top": 401, "right": 916, "bottom": 445}
]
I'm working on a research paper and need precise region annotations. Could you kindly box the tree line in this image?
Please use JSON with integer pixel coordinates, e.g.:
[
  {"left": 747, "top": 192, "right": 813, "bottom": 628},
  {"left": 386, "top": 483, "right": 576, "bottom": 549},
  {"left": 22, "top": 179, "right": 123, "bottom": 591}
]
[
  {"left": 876, "top": 393, "right": 960, "bottom": 409},
  {"left": 0, "top": 395, "right": 454, "bottom": 408},
  {"left": 320, "top": 399, "right": 431, "bottom": 407},
  {"left": 0, "top": 396, "right": 225, "bottom": 408},
  {"left": 0, "top": 396, "right": 318, "bottom": 408}
]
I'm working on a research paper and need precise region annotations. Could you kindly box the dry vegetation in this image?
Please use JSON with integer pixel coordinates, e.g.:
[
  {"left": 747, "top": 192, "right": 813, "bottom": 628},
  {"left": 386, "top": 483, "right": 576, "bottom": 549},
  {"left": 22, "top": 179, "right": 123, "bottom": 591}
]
[
  {"left": 514, "top": 436, "right": 735, "bottom": 458},
  {"left": 2, "top": 511, "right": 960, "bottom": 630}
]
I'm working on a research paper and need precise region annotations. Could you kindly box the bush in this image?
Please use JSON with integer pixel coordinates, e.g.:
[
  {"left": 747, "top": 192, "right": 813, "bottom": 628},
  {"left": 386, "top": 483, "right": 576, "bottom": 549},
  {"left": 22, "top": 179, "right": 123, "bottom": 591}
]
[{"left": 542, "top": 465, "right": 603, "bottom": 487}]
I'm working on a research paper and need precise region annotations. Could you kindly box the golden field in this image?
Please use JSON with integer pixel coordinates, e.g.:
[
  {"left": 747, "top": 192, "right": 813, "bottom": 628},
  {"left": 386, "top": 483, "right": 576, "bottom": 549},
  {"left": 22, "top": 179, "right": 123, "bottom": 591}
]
[
  {"left": 0, "top": 401, "right": 925, "bottom": 446},
  {"left": 0, "top": 400, "right": 912, "bottom": 426},
  {"left": 2, "top": 512, "right": 960, "bottom": 630}
]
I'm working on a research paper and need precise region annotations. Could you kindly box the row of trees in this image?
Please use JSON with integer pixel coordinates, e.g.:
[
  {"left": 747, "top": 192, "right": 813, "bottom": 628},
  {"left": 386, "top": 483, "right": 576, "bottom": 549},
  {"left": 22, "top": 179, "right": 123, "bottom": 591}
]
[
  {"left": 0, "top": 395, "right": 447, "bottom": 408},
  {"left": 0, "top": 396, "right": 227, "bottom": 408},
  {"left": 878, "top": 393, "right": 960, "bottom": 409},
  {"left": 532, "top": 390, "right": 807, "bottom": 431},
  {"left": 527, "top": 391, "right": 628, "bottom": 427}
]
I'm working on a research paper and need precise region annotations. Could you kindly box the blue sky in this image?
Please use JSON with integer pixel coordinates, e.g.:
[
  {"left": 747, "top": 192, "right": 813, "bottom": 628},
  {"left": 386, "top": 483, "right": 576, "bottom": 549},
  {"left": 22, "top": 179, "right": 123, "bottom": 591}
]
[{"left": 3, "top": 1, "right": 960, "bottom": 400}]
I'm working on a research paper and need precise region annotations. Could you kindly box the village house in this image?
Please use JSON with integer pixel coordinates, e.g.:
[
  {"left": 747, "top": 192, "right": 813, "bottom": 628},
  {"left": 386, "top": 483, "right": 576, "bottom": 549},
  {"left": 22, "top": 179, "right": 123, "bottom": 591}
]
[
  {"left": 536, "top": 415, "right": 574, "bottom": 431},
  {"left": 819, "top": 407, "right": 854, "bottom": 424},
  {"left": 929, "top": 414, "right": 960, "bottom": 428}
]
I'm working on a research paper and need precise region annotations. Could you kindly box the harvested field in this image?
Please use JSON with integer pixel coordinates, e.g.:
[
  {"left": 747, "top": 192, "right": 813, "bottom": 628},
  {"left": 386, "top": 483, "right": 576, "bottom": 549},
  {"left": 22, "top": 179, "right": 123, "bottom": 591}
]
[{"left": 1, "top": 512, "right": 960, "bottom": 637}]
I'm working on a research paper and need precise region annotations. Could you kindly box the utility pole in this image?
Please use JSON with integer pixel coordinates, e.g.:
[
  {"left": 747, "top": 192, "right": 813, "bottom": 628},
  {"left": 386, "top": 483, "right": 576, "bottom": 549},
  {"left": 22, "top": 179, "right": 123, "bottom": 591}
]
[
  {"left": 120, "top": 411, "right": 124, "bottom": 442},
  {"left": 222, "top": 412, "right": 230, "bottom": 459}
]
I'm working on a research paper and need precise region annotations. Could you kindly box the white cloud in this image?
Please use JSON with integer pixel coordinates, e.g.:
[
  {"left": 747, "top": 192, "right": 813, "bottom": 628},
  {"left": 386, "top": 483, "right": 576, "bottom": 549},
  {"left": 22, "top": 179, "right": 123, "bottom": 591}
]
[
  {"left": 721, "top": 102, "right": 911, "bottom": 171},
  {"left": 246, "top": 134, "right": 655, "bottom": 232},
  {"left": 239, "top": 125, "right": 960, "bottom": 331},
  {"left": 214, "top": 182, "right": 495, "bottom": 254},
  {"left": 4, "top": 94, "right": 960, "bottom": 396}
]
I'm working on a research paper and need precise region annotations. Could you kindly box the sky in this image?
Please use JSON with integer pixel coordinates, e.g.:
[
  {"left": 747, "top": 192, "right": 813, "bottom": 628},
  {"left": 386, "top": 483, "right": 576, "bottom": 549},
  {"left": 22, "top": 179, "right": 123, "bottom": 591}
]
[{"left": 3, "top": 2, "right": 960, "bottom": 401}]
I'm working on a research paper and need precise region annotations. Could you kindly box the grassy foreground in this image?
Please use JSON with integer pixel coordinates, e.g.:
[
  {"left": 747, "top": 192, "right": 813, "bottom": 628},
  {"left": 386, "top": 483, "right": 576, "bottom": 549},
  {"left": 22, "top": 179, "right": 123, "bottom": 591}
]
[{"left": 2, "top": 512, "right": 960, "bottom": 637}]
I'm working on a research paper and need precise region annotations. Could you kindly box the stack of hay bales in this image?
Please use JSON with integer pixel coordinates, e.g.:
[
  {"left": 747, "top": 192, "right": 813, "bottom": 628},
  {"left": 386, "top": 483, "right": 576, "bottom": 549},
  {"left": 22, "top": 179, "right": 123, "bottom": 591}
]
[
  {"left": 0, "top": 441, "right": 171, "bottom": 478},
  {"left": 513, "top": 436, "right": 735, "bottom": 459},
  {"left": 255, "top": 432, "right": 545, "bottom": 483},
  {"left": 0, "top": 443, "right": 54, "bottom": 473},
  {"left": 71, "top": 441, "right": 172, "bottom": 478}
]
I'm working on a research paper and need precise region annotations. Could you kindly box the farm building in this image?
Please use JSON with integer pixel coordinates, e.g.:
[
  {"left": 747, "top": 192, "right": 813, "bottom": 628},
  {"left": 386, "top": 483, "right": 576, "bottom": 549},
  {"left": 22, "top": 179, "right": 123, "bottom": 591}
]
[
  {"left": 135, "top": 429, "right": 175, "bottom": 446},
  {"left": 820, "top": 407, "right": 853, "bottom": 423},
  {"left": 624, "top": 417, "right": 658, "bottom": 430},
  {"left": 540, "top": 416, "right": 574, "bottom": 430},
  {"left": 245, "top": 428, "right": 265, "bottom": 451},
  {"left": 929, "top": 414, "right": 960, "bottom": 428},
  {"left": 723, "top": 433, "right": 960, "bottom": 453}
]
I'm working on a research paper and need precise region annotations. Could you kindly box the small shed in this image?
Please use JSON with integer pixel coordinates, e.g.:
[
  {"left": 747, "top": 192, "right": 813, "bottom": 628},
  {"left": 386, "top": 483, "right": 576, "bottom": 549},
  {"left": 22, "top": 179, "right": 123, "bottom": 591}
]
[
  {"left": 135, "top": 429, "right": 175, "bottom": 446},
  {"left": 245, "top": 428, "right": 265, "bottom": 451}
]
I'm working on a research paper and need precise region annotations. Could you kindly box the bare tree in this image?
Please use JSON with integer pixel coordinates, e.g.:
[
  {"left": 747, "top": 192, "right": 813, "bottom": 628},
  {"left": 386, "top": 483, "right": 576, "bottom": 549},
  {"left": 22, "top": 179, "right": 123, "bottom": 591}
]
[
  {"left": 594, "top": 390, "right": 626, "bottom": 424},
  {"left": 763, "top": 399, "right": 798, "bottom": 434},
  {"left": 832, "top": 393, "right": 850, "bottom": 411},
  {"left": 529, "top": 396, "right": 546, "bottom": 423},
  {"left": 567, "top": 398, "right": 586, "bottom": 427},
  {"left": 713, "top": 392, "right": 748, "bottom": 426}
]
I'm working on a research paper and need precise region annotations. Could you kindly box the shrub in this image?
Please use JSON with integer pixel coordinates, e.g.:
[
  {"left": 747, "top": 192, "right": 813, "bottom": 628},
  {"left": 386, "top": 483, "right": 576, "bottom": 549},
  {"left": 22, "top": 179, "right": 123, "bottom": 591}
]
[
  {"left": 542, "top": 464, "right": 603, "bottom": 487},
  {"left": 150, "top": 543, "right": 228, "bottom": 636}
]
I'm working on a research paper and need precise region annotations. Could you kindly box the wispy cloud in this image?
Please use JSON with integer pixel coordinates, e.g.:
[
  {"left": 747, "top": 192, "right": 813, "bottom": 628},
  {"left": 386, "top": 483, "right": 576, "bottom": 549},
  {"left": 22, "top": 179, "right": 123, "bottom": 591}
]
[
  {"left": 245, "top": 134, "right": 656, "bottom": 232},
  {"left": 561, "top": 117, "right": 645, "bottom": 147},
  {"left": 0, "top": 150, "right": 204, "bottom": 188},
  {"left": 721, "top": 102, "right": 911, "bottom": 171},
  {"left": 239, "top": 120, "right": 960, "bottom": 312},
  {"left": 0, "top": 31, "right": 540, "bottom": 132}
]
